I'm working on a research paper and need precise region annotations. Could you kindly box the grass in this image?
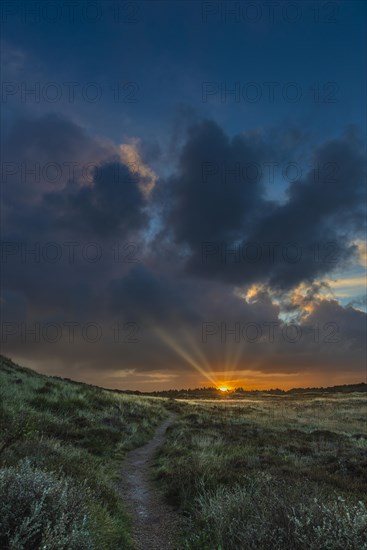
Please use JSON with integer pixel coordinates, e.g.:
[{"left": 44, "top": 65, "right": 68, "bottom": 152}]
[
  {"left": 0, "top": 355, "right": 167, "bottom": 549},
  {"left": 154, "top": 395, "right": 367, "bottom": 549},
  {"left": 1, "top": 355, "right": 366, "bottom": 548}
]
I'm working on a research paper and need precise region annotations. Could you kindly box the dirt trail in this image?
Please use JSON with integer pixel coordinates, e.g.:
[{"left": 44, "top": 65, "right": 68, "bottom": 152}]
[{"left": 119, "top": 415, "right": 182, "bottom": 550}]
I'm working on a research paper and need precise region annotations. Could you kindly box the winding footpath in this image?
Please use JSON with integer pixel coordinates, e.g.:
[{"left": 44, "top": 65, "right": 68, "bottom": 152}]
[{"left": 119, "top": 415, "right": 182, "bottom": 550}]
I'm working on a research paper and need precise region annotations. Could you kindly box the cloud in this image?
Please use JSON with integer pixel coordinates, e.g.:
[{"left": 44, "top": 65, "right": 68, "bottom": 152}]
[
  {"left": 163, "top": 119, "right": 269, "bottom": 246},
  {"left": 108, "top": 265, "right": 199, "bottom": 324},
  {"left": 119, "top": 139, "right": 158, "bottom": 199},
  {"left": 354, "top": 239, "right": 367, "bottom": 267},
  {"left": 2, "top": 113, "right": 116, "bottom": 214},
  {"left": 3, "top": 113, "right": 150, "bottom": 239},
  {"left": 328, "top": 276, "right": 367, "bottom": 298},
  {"left": 1, "top": 114, "right": 152, "bottom": 322},
  {"left": 1, "top": 114, "right": 366, "bottom": 388},
  {"left": 161, "top": 121, "right": 365, "bottom": 291},
  {"left": 42, "top": 160, "right": 148, "bottom": 238}
]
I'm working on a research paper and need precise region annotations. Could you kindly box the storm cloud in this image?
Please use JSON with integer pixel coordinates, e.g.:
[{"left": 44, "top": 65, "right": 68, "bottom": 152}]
[
  {"left": 162, "top": 120, "right": 365, "bottom": 290},
  {"left": 1, "top": 113, "right": 366, "bottom": 388}
]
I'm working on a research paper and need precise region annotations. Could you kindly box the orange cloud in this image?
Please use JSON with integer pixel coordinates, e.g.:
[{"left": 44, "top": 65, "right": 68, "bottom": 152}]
[{"left": 120, "top": 139, "right": 157, "bottom": 198}]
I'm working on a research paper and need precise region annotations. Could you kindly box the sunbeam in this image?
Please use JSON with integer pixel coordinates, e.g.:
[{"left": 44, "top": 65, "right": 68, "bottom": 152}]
[{"left": 154, "top": 327, "right": 217, "bottom": 386}]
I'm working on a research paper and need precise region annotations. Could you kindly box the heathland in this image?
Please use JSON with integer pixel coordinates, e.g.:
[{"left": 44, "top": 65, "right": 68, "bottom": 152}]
[{"left": 1, "top": 355, "right": 366, "bottom": 549}]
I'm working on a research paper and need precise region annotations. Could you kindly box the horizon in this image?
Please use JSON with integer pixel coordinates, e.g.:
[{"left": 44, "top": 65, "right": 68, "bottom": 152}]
[
  {"left": 1, "top": 0, "right": 366, "bottom": 391},
  {"left": 2, "top": 354, "right": 366, "bottom": 395}
]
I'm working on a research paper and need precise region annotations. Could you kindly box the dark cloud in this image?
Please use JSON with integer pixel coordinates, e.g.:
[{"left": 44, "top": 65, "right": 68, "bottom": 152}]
[
  {"left": 161, "top": 121, "right": 365, "bottom": 290},
  {"left": 2, "top": 113, "right": 115, "bottom": 210},
  {"left": 3, "top": 114, "right": 148, "bottom": 240},
  {"left": 42, "top": 161, "right": 148, "bottom": 238},
  {"left": 108, "top": 265, "right": 199, "bottom": 324},
  {"left": 305, "top": 299, "right": 366, "bottom": 354},
  {"left": 164, "top": 119, "right": 269, "bottom": 245},
  {"left": 347, "top": 295, "right": 367, "bottom": 309},
  {"left": 1, "top": 114, "right": 150, "bottom": 325},
  {"left": 1, "top": 114, "right": 365, "bottom": 387}
]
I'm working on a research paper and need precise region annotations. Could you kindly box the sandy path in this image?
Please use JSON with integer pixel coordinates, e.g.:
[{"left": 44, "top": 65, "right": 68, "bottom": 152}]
[{"left": 119, "top": 415, "right": 182, "bottom": 550}]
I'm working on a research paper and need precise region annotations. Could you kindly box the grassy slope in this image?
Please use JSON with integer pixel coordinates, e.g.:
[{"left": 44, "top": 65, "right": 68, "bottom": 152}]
[
  {"left": 155, "top": 396, "right": 367, "bottom": 549},
  {"left": 0, "top": 355, "right": 167, "bottom": 549}
]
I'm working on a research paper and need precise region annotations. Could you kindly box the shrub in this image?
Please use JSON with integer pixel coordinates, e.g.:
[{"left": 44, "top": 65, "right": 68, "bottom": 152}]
[
  {"left": 0, "top": 459, "right": 94, "bottom": 549},
  {"left": 289, "top": 496, "right": 367, "bottom": 549},
  {"left": 188, "top": 474, "right": 367, "bottom": 550},
  {"left": 0, "top": 405, "right": 36, "bottom": 456}
]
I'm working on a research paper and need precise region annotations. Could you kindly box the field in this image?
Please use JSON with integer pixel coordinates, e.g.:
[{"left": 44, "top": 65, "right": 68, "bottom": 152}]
[
  {"left": 1, "top": 354, "right": 366, "bottom": 549},
  {"left": 156, "top": 395, "right": 367, "bottom": 549}
]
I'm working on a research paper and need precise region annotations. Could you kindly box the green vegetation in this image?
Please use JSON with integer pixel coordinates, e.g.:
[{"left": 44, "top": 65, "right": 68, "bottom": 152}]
[
  {"left": 155, "top": 396, "right": 367, "bottom": 549},
  {"left": 0, "top": 355, "right": 166, "bottom": 549},
  {"left": 147, "top": 383, "right": 367, "bottom": 399},
  {"left": 1, "top": 355, "right": 366, "bottom": 549}
]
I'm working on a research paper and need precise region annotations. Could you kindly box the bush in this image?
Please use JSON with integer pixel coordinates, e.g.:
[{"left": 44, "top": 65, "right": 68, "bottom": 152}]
[
  {"left": 0, "top": 460, "right": 94, "bottom": 550},
  {"left": 0, "top": 404, "right": 37, "bottom": 456},
  {"left": 288, "top": 496, "right": 367, "bottom": 549},
  {"left": 189, "top": 474, "right": 367, "bottom": 550}
]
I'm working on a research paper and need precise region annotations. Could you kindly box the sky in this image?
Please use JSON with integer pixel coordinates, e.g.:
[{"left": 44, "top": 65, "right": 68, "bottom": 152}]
[{"left": 1, "top": 0, "right": 366, "bottom": 390}]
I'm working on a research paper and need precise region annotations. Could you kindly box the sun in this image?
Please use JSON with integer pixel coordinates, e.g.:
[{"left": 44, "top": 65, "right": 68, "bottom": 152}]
[{"left": 218, "top": 386, "right": 230, "bottom": 392}]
